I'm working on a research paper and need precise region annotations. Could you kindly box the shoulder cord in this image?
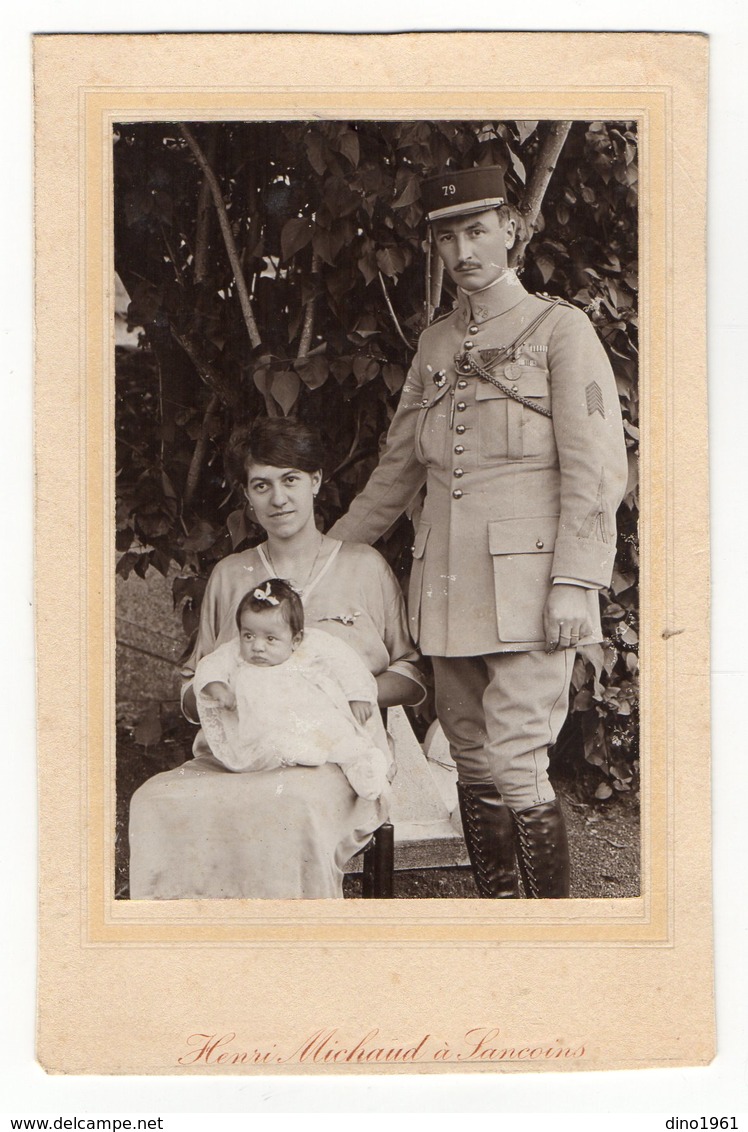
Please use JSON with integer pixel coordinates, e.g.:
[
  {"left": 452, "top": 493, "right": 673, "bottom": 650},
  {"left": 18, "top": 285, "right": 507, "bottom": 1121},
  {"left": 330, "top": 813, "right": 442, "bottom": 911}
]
[{"left": 458, "top": 298, "right": 561, "bottom": 419}]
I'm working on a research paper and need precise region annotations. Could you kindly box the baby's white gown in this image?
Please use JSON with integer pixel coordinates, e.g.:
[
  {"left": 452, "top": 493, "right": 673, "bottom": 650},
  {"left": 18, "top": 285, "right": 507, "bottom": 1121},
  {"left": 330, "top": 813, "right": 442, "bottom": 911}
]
[{"left": 194, "top": 629, "right": 390, "bottom": 800}]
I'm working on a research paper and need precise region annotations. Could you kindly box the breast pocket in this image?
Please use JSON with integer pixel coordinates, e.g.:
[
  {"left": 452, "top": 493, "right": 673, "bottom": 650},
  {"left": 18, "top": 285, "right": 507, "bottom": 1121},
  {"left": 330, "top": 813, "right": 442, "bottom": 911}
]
[
  {"left": 476, "top": 366, "right": 552, "bottom": 463},
  {"left": 414, "top": 386, "right": 451, "bottom": 468},
  {"left": 488, "top": 516, "right": 558, "bottom": 643}
]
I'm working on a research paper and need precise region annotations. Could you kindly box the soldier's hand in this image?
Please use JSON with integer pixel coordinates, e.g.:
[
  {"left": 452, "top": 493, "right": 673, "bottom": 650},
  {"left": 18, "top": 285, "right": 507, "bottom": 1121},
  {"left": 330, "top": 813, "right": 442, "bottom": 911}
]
[{"left": 543, "top": 585, "right": 592, "bottom": 652}]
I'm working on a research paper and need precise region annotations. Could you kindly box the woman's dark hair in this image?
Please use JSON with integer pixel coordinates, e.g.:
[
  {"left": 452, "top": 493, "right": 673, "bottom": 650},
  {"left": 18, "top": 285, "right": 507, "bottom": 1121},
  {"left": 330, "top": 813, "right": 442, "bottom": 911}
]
[
  {"left": 235, "top": 577, "right": 304, "bottom": 638},
  {"left": 224, "top": 418, "right": 326, "bottom": 489}
]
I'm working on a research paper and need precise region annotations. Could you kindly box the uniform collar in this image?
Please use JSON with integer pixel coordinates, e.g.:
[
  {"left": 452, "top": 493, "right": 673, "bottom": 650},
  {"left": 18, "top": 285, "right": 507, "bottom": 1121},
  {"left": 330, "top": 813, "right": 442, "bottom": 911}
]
[{"left": 456, "top": 269, "right": 528, "bottom": 325}]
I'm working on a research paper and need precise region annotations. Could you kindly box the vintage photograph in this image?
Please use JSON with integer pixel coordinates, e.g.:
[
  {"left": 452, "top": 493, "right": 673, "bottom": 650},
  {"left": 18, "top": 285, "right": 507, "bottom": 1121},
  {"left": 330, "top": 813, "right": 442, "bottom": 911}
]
[{"left": 114, "top": 117, "right": 640, "bottom": 903}]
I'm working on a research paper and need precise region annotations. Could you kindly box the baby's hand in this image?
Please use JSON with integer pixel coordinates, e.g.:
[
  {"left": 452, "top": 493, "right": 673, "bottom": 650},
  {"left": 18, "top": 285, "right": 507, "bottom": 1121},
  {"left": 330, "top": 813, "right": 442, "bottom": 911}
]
[
  {"left": 349, "top": 700, "right": 372, "bottom": 726},
  {"left": 202, "top": 681, "right": 237, "bottom": 711}
]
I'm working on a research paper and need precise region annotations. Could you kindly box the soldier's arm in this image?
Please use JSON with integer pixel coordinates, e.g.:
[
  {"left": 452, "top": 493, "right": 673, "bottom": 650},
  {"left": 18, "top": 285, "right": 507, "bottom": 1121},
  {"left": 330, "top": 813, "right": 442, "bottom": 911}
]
[
  {"left": 328, "top": 350, "right": 428, "bottom": 544},
  {"left": 547, "top": 305, "right": 629, "bottom": 587}
]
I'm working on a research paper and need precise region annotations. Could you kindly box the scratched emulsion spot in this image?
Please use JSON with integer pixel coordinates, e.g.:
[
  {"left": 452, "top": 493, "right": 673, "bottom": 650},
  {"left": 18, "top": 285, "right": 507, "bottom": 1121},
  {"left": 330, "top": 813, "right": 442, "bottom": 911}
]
[{"left": 661, "top": 627, "right": 685, "bottom": 640}]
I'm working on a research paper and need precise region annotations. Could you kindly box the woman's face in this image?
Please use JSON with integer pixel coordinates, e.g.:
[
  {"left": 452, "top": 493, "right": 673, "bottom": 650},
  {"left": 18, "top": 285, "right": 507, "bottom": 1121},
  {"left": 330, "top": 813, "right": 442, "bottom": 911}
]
[{"left": 245, "top": 462, "right": 322, "bottom": 540}]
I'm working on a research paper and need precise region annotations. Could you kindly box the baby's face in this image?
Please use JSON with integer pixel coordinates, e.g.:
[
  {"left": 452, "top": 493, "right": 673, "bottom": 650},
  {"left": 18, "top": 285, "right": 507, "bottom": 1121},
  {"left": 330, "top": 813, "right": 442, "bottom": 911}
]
[{"left": 238, "top": 607, "right": 298, "bottom": 667}]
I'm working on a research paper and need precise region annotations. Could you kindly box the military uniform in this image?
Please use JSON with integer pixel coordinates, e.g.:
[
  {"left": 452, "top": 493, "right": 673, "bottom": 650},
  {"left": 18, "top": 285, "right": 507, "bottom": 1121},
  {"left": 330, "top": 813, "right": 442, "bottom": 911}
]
[{"left": 330, "top": 166, "right": 628, "bottom": 897}]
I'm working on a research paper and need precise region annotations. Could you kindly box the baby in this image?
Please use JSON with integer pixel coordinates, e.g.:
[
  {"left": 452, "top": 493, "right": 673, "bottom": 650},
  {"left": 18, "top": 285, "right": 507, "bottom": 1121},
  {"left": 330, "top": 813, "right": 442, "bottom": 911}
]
[{"left": 194, "top": 578, "right": 391, "bottom": 801}]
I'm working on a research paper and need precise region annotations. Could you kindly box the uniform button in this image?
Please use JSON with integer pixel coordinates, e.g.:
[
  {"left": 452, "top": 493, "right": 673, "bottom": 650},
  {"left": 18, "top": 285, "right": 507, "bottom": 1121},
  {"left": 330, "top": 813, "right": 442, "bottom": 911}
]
[
  {"left": 456, "top": 401, "right": 467, "bottom": 412},
  {"left": 454, "top": 444, "right": 464, "bottom": 454},
  {"left": 452, "top": 489, "right": 463, "bottom": 499},
  {"left": 469, "top": 325, "right": 479, "bottom": 334},
  {"left": 453, "top": 468, "right": 464, "bottom": 478},
  {"left": 457, "top": 379, "right": 468, "bottom": 390},
  {"left": 536, "top": 540, "right": 544, "bottom": 549},
  {"left": 464, "top": 340, "right": 474, "bottom": 350},
  {"left": 512, "top": 385, "right": 519, "bottom": 393},
  {"left": 461, "top": 363, "right": 472, "bottom": 373},
  {"left": 455, "top": 423, "right": 466, "bottom": 434}
]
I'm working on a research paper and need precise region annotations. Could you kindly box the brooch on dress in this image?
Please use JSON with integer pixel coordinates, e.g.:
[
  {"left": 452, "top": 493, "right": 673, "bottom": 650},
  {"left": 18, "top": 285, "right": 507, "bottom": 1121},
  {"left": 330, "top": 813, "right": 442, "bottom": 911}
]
[{"left": 318, "top": 612, "right": 361, "bottom": 627}]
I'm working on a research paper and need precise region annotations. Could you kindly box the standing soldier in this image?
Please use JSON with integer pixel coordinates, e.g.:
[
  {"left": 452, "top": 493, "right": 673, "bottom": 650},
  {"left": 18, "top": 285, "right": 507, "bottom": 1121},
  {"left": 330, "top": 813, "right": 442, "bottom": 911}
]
[{"left": 330, "top": 166, "right": 628, "bottom": 897}]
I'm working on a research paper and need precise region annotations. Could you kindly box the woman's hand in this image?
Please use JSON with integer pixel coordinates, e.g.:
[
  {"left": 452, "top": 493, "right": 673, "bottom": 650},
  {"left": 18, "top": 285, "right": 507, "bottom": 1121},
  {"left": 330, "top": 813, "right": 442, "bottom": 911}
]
[{"left": 349, "top": 700, "right": 373, "bottom": 726}]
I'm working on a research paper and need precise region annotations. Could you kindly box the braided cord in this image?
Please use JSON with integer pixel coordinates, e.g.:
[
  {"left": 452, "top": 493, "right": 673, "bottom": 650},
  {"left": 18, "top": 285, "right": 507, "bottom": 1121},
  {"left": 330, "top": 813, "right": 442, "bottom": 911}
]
[
  {"left": 458, "top": 295, "right": 561, "bottom": 420},
  {"left": 462, "top": 352, "right": 553, "bottom": 419}
]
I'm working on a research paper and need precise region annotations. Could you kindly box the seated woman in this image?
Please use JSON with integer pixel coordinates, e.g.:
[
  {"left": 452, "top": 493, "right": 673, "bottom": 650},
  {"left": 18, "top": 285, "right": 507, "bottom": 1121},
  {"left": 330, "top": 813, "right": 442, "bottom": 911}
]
[{"left": 128, "top": 418, "right": 424, "bottom": 900}]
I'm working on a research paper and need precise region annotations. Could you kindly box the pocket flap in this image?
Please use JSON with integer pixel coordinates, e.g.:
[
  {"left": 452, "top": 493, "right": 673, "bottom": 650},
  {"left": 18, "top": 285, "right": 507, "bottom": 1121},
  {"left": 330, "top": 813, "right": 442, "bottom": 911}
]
[
  {"left": 488, "top": 515, "right": 558, "bottom": 556},
  {"left": 475, "top": 368, "right": 549, "bottom": 400},
  {"left": 412, "top": 522, "right": 431, "bottom": 559}
]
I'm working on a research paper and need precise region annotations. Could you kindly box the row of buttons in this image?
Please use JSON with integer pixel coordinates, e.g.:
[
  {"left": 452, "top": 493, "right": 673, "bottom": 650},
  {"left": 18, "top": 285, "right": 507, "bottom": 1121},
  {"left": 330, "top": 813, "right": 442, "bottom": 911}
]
[{"left": 453, "top": 331, "right": 477, "bottom": 499}]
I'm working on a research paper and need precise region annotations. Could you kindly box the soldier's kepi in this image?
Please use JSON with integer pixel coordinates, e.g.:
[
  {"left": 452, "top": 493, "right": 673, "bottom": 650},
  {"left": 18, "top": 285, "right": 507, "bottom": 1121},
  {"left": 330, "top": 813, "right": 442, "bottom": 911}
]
[{"left": 330, "top": 164, "right": 628, "bottom": 899}]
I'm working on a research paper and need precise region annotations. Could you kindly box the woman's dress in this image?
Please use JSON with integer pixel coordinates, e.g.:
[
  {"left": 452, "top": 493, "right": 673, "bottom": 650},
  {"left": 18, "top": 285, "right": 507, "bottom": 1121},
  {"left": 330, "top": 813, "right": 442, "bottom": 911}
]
[{"left": 128, "top": 540, "right": 423, "bottom": 899}]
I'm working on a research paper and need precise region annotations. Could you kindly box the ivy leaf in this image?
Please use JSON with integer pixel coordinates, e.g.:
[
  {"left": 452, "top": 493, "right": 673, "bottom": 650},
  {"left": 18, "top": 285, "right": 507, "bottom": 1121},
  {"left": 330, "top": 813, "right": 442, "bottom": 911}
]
[
  {"left": 516, "top": 120, "right": 538, "bottom": 144},
  {"left": 116, "top": 551, "right": 139, "bottom": 580},
  {"left": 357, "top": 250, "right": 378, "bottom": 286},
  {"left": 382, "top": 364, "right": 405, "bottom": 394},
  {"left": 353, "top": 356, "right": 380, "bottom": 385},
  {"left": 619, "top": 624, "right": 638, "bottom": 646},
  {"left": 280, "top": 218, "right": 314, "bottom": 263},
  {"left": 183, "top": 519, "right": 219, "bottom": 552},
  {"left": 253, "top": 366, "right": 270, "bottom": 396},
  {"left": 313, "top": 226, "right": 343, "bottom": 267},
  {"left": 534, "top": 254, "right": 555, "bottom": 284},
  {"left": 392, "top": 173, "right": 420, "bottom": 209},
  {"left": 304, "top": 131, "right": 327, "bottom": 176},
  {"left": 294, "top": 355, "right": 329, "bottom": 390},
  {"left": 579, "top": 643, "right": 606, "bottom": 699},
  {"left": 573, "top": 689, "right": 594, "bottom": 712},
  {"left": 272, "top": 370, "right": 301, "bottom": 415},
  {"left": 376, "top": 246, "right": 408, "bottom": 278},
  {"left": 339, "top": 130, "right": 360, "bottom": 169}
]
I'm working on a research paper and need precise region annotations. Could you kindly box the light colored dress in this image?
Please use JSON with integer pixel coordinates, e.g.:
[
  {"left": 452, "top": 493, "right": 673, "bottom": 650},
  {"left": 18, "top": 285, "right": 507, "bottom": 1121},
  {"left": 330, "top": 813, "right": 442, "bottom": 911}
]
[
  {"left": 194, "top": 629, "right": 391, "bottom": 800},
  {"left": 128, "top": 540, "right": 423, "bottom": 899}
]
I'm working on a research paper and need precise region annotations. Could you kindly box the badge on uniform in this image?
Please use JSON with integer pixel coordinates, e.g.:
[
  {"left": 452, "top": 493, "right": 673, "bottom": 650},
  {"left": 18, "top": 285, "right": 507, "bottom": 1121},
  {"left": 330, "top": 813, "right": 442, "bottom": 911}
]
[{"left": 433, "top": 369, "right": 447, "bottom": 387}]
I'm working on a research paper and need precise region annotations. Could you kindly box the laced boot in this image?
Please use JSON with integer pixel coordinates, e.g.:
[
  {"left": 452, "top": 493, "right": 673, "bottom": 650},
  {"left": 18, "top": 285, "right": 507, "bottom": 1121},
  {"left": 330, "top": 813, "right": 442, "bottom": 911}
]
[
  {"left": 511, "top": 799, "right": 570, "bottom": 898},
  {"left": 457, "top": 782, "right": 519, "bottom": 898}
]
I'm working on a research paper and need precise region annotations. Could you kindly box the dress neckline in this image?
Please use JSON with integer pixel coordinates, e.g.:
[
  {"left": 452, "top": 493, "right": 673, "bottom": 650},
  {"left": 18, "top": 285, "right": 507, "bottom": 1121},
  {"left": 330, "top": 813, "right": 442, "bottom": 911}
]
[{"left": 256, "top": 539, "right": 343, "bottom": 603}]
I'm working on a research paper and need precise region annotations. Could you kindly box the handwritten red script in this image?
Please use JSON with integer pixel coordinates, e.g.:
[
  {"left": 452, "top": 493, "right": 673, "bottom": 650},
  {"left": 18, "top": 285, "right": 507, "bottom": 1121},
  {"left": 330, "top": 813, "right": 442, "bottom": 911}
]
[{"left": 177, "top": 1028, "right": 586, "bottom": 1067}]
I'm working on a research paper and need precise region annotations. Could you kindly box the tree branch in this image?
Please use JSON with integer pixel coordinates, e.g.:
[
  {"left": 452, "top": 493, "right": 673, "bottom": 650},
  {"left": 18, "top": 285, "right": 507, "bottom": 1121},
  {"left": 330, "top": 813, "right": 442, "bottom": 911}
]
[
  {"left": 193, "top": 124, "right": 218, "bottom": 284},
  {"left": 170, "top": 324, "right": 237, "bottom": 408},
  {"left": 510, "top": 120, "right": 573, "bottom": 270},
  {"left": 429, "top": 251, "right": 444, "bottom": 318},
  {"left": 378, "top": 271, "right": 413, "bottom": 350},
  {"left": 179, "top": 122, "right": 262, "bottom": 349},
  {"left": 297, "top": 253, "right": 320, "bottom": 358},
  {"left": 184, "top": 393, "right": 220, "bottom": 506}
]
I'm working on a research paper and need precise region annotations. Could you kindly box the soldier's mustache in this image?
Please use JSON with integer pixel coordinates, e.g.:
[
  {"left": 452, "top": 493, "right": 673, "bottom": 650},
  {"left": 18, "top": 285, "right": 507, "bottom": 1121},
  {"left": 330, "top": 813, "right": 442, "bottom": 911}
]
[{"left": 455, "top": 260, "right": 481, "bottom": 270}]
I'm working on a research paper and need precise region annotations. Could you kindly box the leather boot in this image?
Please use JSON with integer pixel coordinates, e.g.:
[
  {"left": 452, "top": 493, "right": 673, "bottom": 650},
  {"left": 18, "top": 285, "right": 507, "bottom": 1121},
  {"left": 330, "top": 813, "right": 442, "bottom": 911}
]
[
  {"left": 511, "top": 799, "right": 570, "bottom": 898},
  {"left": 457, "top": 782, "right": 519, "bottom": 898}
]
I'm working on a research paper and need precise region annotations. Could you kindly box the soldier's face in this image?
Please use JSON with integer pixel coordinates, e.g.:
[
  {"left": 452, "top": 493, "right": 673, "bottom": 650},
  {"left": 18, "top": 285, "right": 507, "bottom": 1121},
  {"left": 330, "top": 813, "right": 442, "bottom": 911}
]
[{"left": 432, "top": 209, "right": 516, "bottom": 292}]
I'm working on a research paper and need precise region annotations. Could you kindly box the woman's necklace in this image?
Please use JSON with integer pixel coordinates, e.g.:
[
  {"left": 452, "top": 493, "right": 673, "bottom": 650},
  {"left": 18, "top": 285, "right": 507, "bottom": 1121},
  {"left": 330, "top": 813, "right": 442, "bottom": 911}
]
[{"left": 264, "top": 533, "right": 325, "bottom": 596}]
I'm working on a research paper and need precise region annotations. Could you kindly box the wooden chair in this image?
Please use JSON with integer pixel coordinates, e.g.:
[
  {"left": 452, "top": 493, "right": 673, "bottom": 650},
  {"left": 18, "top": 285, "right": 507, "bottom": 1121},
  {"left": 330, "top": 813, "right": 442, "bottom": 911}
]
[{"left": 361, "top": 822, "right": 394, "bottom": 898}]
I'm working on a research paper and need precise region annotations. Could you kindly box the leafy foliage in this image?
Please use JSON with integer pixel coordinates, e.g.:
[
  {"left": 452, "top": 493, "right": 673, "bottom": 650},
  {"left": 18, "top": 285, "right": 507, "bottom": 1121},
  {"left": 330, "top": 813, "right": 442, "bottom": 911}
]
[{"left": 115, "top": 118, "right": 639, "bottom": 798}]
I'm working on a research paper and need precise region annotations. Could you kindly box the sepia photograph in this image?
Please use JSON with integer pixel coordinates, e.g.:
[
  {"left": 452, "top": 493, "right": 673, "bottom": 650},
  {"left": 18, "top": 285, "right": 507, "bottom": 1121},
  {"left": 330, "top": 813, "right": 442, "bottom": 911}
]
[
  {"left": 32, "top": 30, "right": 715, "bottom": 1077},
  {"left": 113, "top": 117, "right": 640, "bottom": 903}
]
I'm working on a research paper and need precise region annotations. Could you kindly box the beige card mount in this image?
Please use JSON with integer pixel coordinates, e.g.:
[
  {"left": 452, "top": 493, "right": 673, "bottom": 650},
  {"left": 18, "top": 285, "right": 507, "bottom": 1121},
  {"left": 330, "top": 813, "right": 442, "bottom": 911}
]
[{"left": 34, "top": 32, "right": 711, "bottom": 1073}]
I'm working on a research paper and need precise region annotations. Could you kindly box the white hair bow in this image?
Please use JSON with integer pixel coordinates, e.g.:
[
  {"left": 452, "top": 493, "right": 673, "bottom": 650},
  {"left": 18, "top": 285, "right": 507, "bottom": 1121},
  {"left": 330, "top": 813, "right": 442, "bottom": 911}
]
[{"left": 253, "top": 582, "right": 280, "bottom": 606}]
